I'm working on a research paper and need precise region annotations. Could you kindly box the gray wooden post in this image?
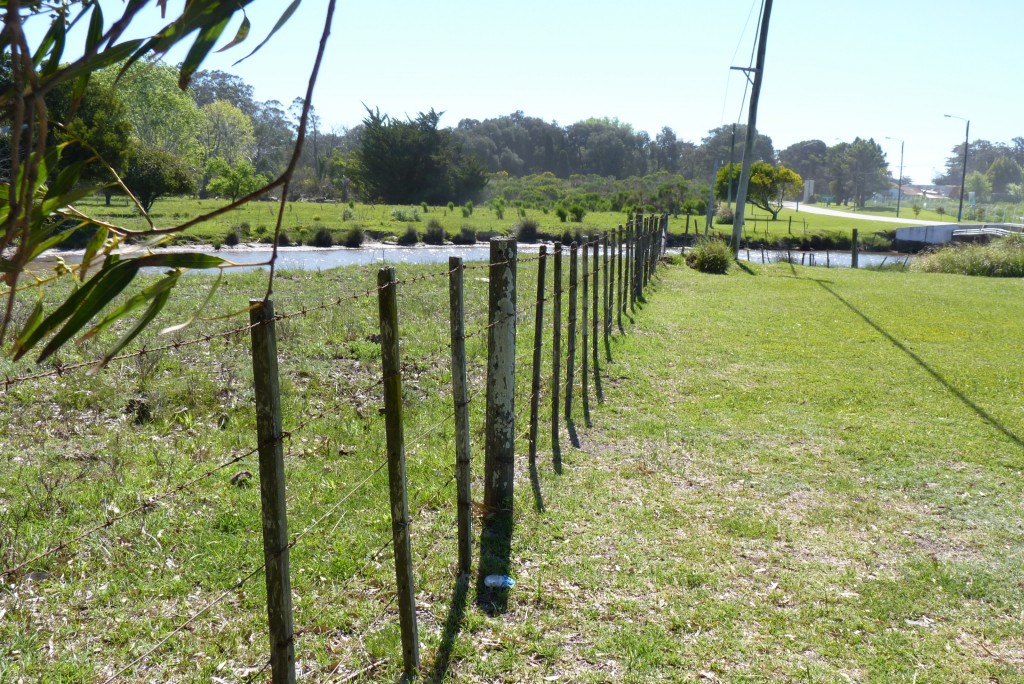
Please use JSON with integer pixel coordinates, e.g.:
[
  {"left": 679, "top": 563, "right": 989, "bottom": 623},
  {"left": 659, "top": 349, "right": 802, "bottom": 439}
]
[
  {"left": 602, "top": 232, "right": 611, "bottom": 361},
  {"left": 565, "top": 242, "right": 578, "bottom": 423},
  {"left": 377, "top": 268, "right": 419, "bottom": 675},
  {"left": 448, "top": 257, "right": 472, "bottom": 576},
  {"left": 484, "top": 238, "right": 517, "bottom": 510},
  {"left": 851, "top": 228, "right": 859, "bottom": 269},
  {"left": 616, "top": 226, "right": 624, "bottom": 332},
  {"left": 551, "top": 243, "right": 562, "bottom": 453},
  {"left": 592, "top": 236, "right": 603, "bottom": 402},
  {"left": 249, "top": 299, "right": 296, "bottom": 684},
  {"left": 528, "top": 246, "right": 547, "bottom": 464},
  {"left": 628, "top": 223, "right": 635, "bottom": 313},
  {"left": 580, "top": 236, "right": 591, "bottom": 427}
]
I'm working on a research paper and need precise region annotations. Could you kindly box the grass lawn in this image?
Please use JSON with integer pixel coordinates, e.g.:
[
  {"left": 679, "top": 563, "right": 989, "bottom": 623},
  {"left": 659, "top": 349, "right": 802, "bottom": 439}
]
[{"left": 2, "top": 258, "right": 1023, "bottom": 682}]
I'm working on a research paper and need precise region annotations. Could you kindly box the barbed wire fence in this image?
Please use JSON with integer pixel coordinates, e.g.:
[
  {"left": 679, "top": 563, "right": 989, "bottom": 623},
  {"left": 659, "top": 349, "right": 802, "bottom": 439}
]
[{"left": 0, "top": 212, "right": 670, "bottom": 682}]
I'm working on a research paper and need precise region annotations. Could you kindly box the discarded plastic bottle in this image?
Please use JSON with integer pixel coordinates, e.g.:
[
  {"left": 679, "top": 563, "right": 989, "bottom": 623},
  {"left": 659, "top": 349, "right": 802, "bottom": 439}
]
[{"left": 483, "top": 574, "right": 516, "bottom": 589}]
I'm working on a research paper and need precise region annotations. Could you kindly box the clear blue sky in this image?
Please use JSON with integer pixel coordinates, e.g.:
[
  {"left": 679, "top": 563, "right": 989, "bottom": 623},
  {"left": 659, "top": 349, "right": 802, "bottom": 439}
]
[{"left": 29, "top": 0, "right": 1024, "bottom": 184}]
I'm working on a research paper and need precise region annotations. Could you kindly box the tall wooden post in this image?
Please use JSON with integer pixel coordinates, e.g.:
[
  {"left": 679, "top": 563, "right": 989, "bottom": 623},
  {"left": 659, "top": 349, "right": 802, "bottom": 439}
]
[
  {"left": 580, "top": 236, "right": 591, "bottom": 426},
  {"left": 565, "top": 242, "right": 578, "bottom": 423},
  {"left": 592, "top": 236, "right": 602, "bottom": 402},
  {"left": 484, "top": 238, "right": 517, "bottom": 510},
  {"left": 616, "top": 225, "right": 624, "bottom": 332},
  {"left": 249, "top": 300, "right": 296, "bottom": 684},
  {"left": 528, "top": 246, "right": 547, "bottom": 464},
  {"left": 602, "top": 232, "right": 611, "bottom": 361},
  {"left": 448, "top": 257, "right": 472, "bottom": 576},
  {"left": 551, "top": 243, "right": 562, "bottom": 453},
  {"left": 377, "top": 269, "right": 419, "bottom": 676},
  {"left": 851, "top": 228, "right": 859, "bottom": 269}
]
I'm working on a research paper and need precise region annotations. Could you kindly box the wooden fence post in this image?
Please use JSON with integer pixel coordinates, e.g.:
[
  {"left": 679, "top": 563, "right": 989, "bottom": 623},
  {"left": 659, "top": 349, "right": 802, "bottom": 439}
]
[
  {"left": 249, "top": 299, "right": 296, "bottom": 684},
  {"left": 528, "top": 246, "right": 547, "bottom": 464},
  {"left": 580, "top": 236, "right": 591, "bottom": 427},
  {"left": 551, "top": 243, "right": 562, "bottom": 454},
  {"left": 616, "top": 225, "right": 624, "bottom": 332},
  {"left": 448, "top": 257, "right": 472, "bottom": 577},
  {"left": 485, "top": 238, "right": 517, "bottom": 510},
  {"left": 377, "top": 268, "right": 419, "bottom": 676},
  {"left": 851, "top": 228, "right": 859, "bottom": 269},
  {"left": 628, "top": 222, "right": 635, "bottom": 313},
  {"left": 592, "top": 236, "right": 603, "bottom": 402},
  {"left": 565, "top": 242, "right": 578, "bottom": 423},
  {"left": 603, "top": 232, "right": 611, "bottom": 361}
]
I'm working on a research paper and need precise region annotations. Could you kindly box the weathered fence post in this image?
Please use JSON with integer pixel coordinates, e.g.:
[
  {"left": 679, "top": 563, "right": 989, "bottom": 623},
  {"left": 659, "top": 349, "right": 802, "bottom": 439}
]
[
  {"left": 485, "top": 238, "right": 517, "bottom": 510},
  {"left": 592, "top": 236, "right": 603, "bottom": 402},
  {"left": 448, "top": 257, "right": 472, "bottom": 577},
  {"left": 602, "top": 232, "right": 611, "bottom": 361},
  {"left": 628, "top": 222, "right": 635, "bottom": 313},
  {"left": 528, "top": 246, "right": 547, "bottom": 465},
  {"left": 377, "top": 268, "right": 419, "bottom": 676},
  {"left": 851, "top": 228, "right": 859, "bottom": 269},
  {"left": 249, "top": 299, "right": 296, "bottom": 684},
  {"left": 565, "top": 242, "right": 578, "bottom": 423},
  {"left": 580, "top": 236, "right": 591, "bottom": 426},
  {"left": 616, "top": 225, "right": 624, "bottom": 332},
  {"left": 551, "top": 243, "right": 563, "bottom": 455}
]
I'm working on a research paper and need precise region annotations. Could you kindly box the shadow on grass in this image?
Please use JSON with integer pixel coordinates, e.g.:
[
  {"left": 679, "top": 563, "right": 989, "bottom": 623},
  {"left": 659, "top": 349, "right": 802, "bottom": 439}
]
[
  {"left": 813, "top": 279, "right": 1024, "bottom": 450},
  {"left": 426, "top": 575, "right": 469, "bottom": 683},
  {"left": 734, "top": 260, "right": 756, "bottom": 275},
  {"left": 566, "top": 415, "right": 580, "bottom": 450},
  {"left": 475, "top": 510, "right": 513, "bottom": 616}
]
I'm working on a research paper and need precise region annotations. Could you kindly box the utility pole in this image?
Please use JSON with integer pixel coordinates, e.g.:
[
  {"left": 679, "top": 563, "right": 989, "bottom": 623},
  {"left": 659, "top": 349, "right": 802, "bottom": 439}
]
[{"left": 732, "top": 0, "right": 774, "bottom": 257}]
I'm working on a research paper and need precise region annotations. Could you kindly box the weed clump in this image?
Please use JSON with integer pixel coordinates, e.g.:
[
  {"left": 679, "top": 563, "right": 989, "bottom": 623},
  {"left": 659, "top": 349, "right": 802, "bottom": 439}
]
[
  {"left": 397, "top": 225, "right": 419, "bottom": 246},
  {"left": 514, "top": 218, "right": 540, "bottom": 243},
  {"left": 224, "top": 229, "right": 242, "bottom": 247},
  {"left": 311, "top": 227, "right": 334, "bottom": 247},
  {"left": 686, "top": 238, "right": 732, "bottom": 274},
  {"left": 453, "top": 225, "right": 477, "bottom": 245},
  {"left": 424, "top": 219, "right": 446, "bottom": 245},
  {"left": 343, "top": 225, "right": 365, "bottom": 247}
]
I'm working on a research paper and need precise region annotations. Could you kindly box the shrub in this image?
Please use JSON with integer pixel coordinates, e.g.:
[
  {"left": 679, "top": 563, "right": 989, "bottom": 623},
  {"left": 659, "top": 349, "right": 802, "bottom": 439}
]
[
  {"left": 224, "top": 229, "right": 241, "bottom": 247},
  {"left": 686, "top": 238, "right": 732, "bottom": 274},
  {"left": 397, "top": 225, "right": 419, "bottom": 245},
  {"left": 453, "top": 225, "right": 477, "bottom": 245},
  {"left": 342, "top": 208, "right": 354, "bottom": 221},
  {"left": 348, "top": 200, "right": 355, "bottom": 209},
  {"left": 237, "top": 222, "right": 251, "bottom": 235},
  {"left": 343, "top": 225, "right": 365, "bottom": 247},
  {"left": 461, "top": 206, "right": 471, "bottom": 218},
  {"left": 914, "top": 235, "right": 1024, "bottom": 277},
  {"left": 255, "top": 225, "right": 268, "bottom": 237},
  {"left": 390, "top": 207, "right": 420, "bottom": 222},
  {"left": 555, "top": 206, "right": 568, "bottom": 223},
  {"left": 447, "top": 201, "right": 455, "bottom": 212},
  {"left": 936, "top": 206, "right": 947, "bottom": 217},
  {"left": 465, "top": 200, "right": 474, "bottom": 215},
  {"left": 278, "top": 231, "right": 292, "bottom": 247},
  {"left": 311, "top": 227, "right": 334, "bottom": 247},
  {"left": 424, "top": 219, "right": 446, "bottom": 245},
  {"left": 568, "top": 204, "right": 586, "bottom": 222},
  {"left": 560, "top": 229, "right": 583, "bottom": 246},
  {"left": 514, "top": 218, "right": 540, "bottom": 242},
  {"left": 421, "top": 201, "right": 429, "bottom": 214},
  {"left": 715, "top": 206, "right": 734, "bottom": 225}
]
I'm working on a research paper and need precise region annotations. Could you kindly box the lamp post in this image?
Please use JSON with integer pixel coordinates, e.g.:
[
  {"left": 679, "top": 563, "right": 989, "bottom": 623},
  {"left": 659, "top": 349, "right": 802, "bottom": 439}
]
[
  {"left": 944, "top": 114, "right": 970, "bottom": 222},
  {"left": 885, "top": 137, "right": 904, "bottom": 218}
]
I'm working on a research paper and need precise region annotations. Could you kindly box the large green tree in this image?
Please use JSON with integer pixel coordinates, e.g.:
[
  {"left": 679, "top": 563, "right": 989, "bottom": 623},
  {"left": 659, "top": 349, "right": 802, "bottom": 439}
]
[
  {"left": 716, "top": 161, "right": 801, "bottom": 219},
  {"left": 124, "top": 146, "right": 196, "bottom": 213},
  {"left": 355, "top": 108, "right": 487, "bottom": 204}
]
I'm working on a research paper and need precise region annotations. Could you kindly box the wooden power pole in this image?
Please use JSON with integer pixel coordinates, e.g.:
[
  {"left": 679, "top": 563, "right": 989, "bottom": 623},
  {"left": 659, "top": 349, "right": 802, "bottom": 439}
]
[{"left": 732, "top": 0, "right": 774, "bottom": 257}]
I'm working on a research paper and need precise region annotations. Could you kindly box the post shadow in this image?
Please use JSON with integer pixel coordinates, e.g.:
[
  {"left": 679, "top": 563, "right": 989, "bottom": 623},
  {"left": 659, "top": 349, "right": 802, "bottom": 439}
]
[
  {"left": 426, "top": 575, "right": 469, "bottom": 683},
  {"left": 529, "top": 459, "right": 546, "bottom": 513},
  {"left": 566, "top": 415, "right": 581, "bottom": 450},
  {"left": 813, "top": 279, "right": 1024, "bottom": 450},
  {"left": 475, "top": 509, "right": 513, "bottom": 616}
]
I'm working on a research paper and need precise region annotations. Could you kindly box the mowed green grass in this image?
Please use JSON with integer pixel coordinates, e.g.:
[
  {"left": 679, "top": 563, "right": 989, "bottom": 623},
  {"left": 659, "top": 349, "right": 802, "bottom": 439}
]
[{"left": 2, "top": 257, "right": 1023, "bottom": 682}]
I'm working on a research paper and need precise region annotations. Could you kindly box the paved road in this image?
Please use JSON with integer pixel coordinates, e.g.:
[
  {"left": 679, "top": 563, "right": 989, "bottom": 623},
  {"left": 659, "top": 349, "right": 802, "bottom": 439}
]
[{"left": 782, "top": 202, "right": 944, "bottom": 226}]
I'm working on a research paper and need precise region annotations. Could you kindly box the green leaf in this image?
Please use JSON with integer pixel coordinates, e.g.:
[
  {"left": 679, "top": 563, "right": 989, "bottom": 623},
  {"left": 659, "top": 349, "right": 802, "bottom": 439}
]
[
  {"left": 80, "top": 270, "right": 180, "bottom": 343},
  {"left": 178, "top": 16, "right": 230, "bottom": 89},
  {"left": 32, "top": 15, "right": 65, "bottom": 70},
  {"left": 97, "top": 285, "right": 173, "bottom": 368},
  {"left": 41, "top": 17, "right": 67, "bottom": 76},
  {"left": 233, "top": 0, "right": 301, "bottom": 66},
  {"left": 135, "top": 253, "right": 226, "bottom": 270},
  {"left": 216, "top": 14, "right": 250, "bottom": 53},
  {"left": 35, "top": 262, "right": 141, "bottom": 362},
  {"left": 79, "top": 225, "right": 110, "bottom": 281},
  {"left": 85, "top": 3, "right": 104, "bottom": 54}
]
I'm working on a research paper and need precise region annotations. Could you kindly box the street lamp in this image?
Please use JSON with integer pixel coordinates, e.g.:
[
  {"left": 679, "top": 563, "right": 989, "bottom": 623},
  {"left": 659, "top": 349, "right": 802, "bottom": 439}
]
[
  {"left": 944, "top": 114, "right": 970, "bottom": 222},
  {"left": 885, "top": 136, "right": 904, "bottom": 218}
]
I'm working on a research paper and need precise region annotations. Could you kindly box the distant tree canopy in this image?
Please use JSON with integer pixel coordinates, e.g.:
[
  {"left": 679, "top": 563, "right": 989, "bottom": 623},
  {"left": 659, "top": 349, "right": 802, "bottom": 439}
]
[
  {"left": 715, "top": 161, "right": 802, "bottom": 219},
  {"left": 354, "top": 108, "right": 487, "bottom": 205}
]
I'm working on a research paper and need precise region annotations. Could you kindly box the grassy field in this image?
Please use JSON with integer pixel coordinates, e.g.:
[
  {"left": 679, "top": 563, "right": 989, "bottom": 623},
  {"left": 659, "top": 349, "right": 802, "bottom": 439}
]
[
  {"left": 71, "top": 195, "right": 905, "bottom": 250},
  {"left": 2, "top": 257, "right": 1023, "bottom": 682}
]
